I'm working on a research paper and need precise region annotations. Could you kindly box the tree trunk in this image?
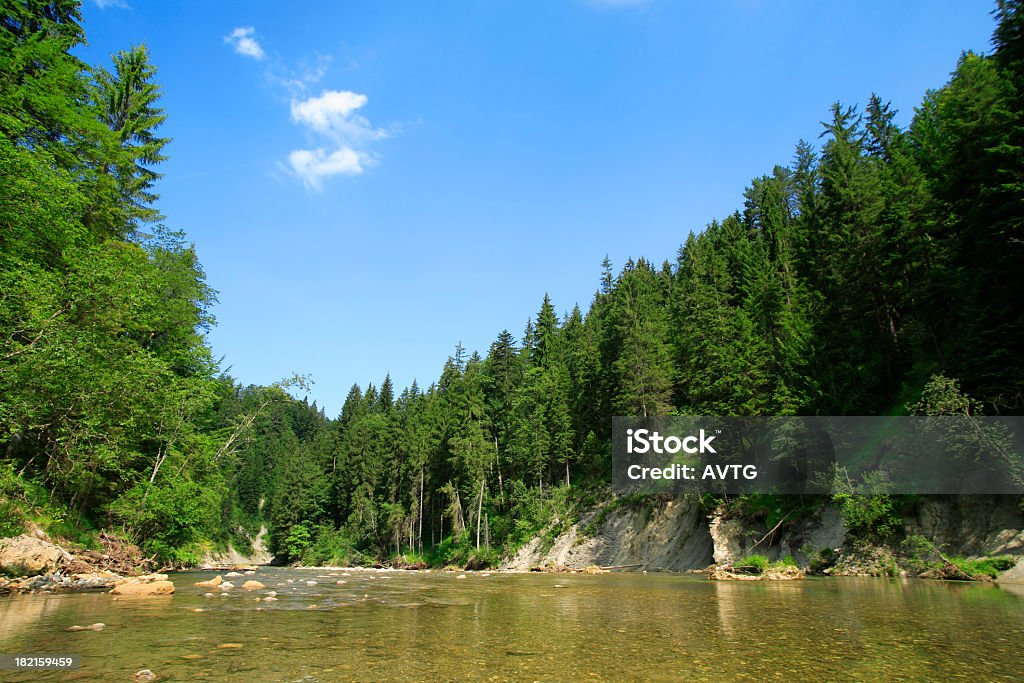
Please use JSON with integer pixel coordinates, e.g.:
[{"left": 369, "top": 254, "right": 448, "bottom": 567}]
[
  {"left": 418, "top": 466, "right": 424, "bottom": 553},
  {"left": 494, "top": 436, "right": 504, "bottom": 506},
  {"left": 475, "top": 475, "right": 485, "bottom": 551}
]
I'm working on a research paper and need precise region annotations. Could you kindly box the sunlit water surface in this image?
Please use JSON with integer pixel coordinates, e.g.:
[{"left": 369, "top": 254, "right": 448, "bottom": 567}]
[{"left": 1, "top": 567, "right": 1023, "bottom": 681}]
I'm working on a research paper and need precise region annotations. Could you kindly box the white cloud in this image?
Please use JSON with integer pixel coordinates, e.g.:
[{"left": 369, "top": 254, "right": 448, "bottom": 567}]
[
  {"left": 225, "top": 26, "right": 265, "bottom": 60},
  {"left": 286, "top": 90, "right": 389, "bottom": 191},
  {"left": 288, "top": 148, "right": 365, "bottom": 190},
  {"left": 94, "top": 0, "right": 129, "bottom": 8},
  {"left": 291, "top": 91, "right": 368, "bottom": 134},
  {"left": 224, "top": 28, "right": 392, "bottom": 191}
]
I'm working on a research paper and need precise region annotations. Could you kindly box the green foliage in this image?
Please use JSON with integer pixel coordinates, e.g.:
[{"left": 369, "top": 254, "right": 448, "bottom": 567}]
[
  {"left": 107, "top": 478, "right": 221, "bottom": 563},
  {"left": 834, "top": 493, "right": 900, "bottom": 538},
  {"left": 807, "top": 547, "right": 838, "bottom": 573},
  {"left": 732, "top": 494, "right": 824, "bottom": 531},
  {"left": 0, "top": 463, "right": 29, "bottom": 537},
  {"left": 4, "top": 0, "right": 1024, "bottom": 571},
  {"left": 733, "top": 553, "right": 770, "bottom": 572},
  {"left": 947, "top": 555, "right": 1016, "bottom": 579},
  {"left": 282, "top": 523, "right": 312, "bottom": 563}
]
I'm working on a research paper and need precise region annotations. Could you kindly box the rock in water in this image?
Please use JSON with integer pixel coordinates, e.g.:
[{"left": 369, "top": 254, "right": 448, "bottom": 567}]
[
  {"left": 194, "top": 575, "right": 223, "bottom": 588},
  {"left": 242, "top": 580, "right": 264, "bottom": 590},
  {"left": 133, "top": 670, "right": 157, "bottom": 682},
  {"left": 110, "top": 580, "right": 175, "bottom": 596},
  {"left": 0, "top": 535, "right": 70, "bottom": 576},
  {"left": 133, "top": 573, "right": 168, "bottom": 583}
]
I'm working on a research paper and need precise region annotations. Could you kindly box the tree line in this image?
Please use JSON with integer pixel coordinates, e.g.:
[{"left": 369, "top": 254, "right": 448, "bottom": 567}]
[{"left": 1, "top": 1, "right": 1022, "bottom": 566}]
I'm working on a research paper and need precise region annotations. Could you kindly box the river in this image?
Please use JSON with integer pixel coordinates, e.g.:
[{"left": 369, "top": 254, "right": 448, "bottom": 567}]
[{"left": 1, "top": 567, "right": 1023, "bottom": 681}]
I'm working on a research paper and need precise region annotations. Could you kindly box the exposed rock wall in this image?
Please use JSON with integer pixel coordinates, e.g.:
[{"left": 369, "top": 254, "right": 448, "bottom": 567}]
[
  {"left": 904, "top": 495, "right": 1024, "bottom": 557},
  {"left": 503, "top": 496, "right": 713, "bottom": 571},
  {"left": 202, "top": 525, "right": 272, "bottom": 567},
  {"left": 503, "top": 494, "right": 1024, "bottom": 578},
  {"left": 0, "top": 535, "right": 71, "bottom": 576}
]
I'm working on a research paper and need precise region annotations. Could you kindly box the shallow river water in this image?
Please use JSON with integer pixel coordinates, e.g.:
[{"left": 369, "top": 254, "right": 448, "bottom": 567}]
[{"left": 1, "top": 567, "right": 1023, "bottom": 682}]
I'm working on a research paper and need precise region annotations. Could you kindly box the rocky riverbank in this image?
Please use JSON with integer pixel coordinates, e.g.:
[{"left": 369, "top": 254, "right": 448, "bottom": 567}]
[
  {"left": 502, "top": 493, "right": 1024, "bottom": 583},
  {"left": 0, "top": 532, "right": 173, "bottom": 595}
]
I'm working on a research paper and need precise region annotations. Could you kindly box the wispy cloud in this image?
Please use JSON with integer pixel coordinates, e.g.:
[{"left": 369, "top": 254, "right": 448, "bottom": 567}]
[
  {"left": 225, "top": 26, "right": 265, "bottom": 60},
  {"left": 288, "top": 90, "right": 389, "bottom": 189},
  {"left": 268, "top": 56, "right": 332, "bottom": 97},
  {"left": 288, "top": 148, "right": 364, "bottom": 191},
  {"left": 226, "top": 27, "right": 392, "bottom": 192},
  {"left": 94, "top": 0, "right": 129, "bottom": 9}
]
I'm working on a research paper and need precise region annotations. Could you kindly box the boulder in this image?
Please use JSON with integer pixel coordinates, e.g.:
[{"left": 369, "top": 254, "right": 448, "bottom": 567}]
[
  {"left": 241, "top": 580, "right": 264, "bottom": 590},
  {"left": 0, "top": 535, "right": 70, "bottom": 576},
  {"left": 110, "top": 580, "right": 175, "bottom": 596},
  {"left": 133, "top": 573, "right": 168, "bottom": 583},
  {"left": 194, "top": 574, "right": 223, "bottom": 588}
]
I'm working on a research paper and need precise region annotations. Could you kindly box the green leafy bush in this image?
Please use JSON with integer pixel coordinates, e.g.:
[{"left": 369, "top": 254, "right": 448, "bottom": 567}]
[
  {"left": 948, "top": 555, "right": 1016, "bottom": 579},
  {"left": 107, "top": 478, "right": 221, "bottom": 564},
  {"left": 302, "top": 526, "right": 369, "bottom": 566},
  {"left": 834, "top": 493, "right": 900, "bottom": 538},
  {"left": 733, "top": 554, "right": 770, "bottom": 572}
]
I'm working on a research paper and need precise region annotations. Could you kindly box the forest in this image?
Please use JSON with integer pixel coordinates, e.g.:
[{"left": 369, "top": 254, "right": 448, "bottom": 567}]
[{"left": 1, "top": 0, "right": 1022, "bottom": 568}]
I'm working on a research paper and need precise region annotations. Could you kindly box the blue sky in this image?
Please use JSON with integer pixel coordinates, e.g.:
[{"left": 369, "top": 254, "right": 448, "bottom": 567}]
[{"left": 78, "top": 0, "right": 996, "bottom": 416}]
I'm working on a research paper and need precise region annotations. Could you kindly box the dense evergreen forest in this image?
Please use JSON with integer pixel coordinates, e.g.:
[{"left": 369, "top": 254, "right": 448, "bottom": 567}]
[{"left": 1, "top": 1, "right": 1022, "bottom": 567}]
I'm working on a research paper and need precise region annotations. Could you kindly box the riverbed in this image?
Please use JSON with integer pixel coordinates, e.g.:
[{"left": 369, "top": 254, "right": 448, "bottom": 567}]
[{"left": 1, "top": 567, "right": 1022, "bottom": 681}]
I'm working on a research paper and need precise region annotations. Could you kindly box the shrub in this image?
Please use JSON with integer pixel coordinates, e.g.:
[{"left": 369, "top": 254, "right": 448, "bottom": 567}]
[
  {"left": 949, "top": 555, "right": 1016, "bottom": 579},
  {"left": 733, "top": 553, "right": 770, "bottom": 573},
  {"left": 834, "top": 493, "right": 900, "bottom": 538},
  {"left": 302, "top": 526, "right": 368, "bottom": 566},
  {"left": 107, "top": 477, "right": 222, "bottom": 564}
]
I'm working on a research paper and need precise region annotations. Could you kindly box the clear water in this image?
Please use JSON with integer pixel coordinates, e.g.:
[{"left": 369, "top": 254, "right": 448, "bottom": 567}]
[{"left": 1, "top": 567, "right": 1023, "bottom": 681}]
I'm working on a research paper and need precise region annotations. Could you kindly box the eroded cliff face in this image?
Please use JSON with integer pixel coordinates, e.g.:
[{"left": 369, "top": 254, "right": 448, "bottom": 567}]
[
  {"left": 904, "top": 496, "right": 1024, "bottom": 557},
  {"left": 201, "top": 525, "right": 272, "bottom": 567},
  {"left": 503, "top": 494, "right": 1024, "bottom": 581},
  {"left": 502, "top": 496, "right": 713, "bottom": 571}
]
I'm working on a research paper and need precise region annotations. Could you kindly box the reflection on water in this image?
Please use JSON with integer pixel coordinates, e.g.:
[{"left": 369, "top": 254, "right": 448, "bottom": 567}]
[{"left": 1, "top": 568, "right": 1023, "bottom": 681}]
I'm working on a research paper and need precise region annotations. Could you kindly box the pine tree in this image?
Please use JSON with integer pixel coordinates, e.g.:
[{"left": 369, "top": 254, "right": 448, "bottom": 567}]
[{"left": 87, "top": 45, "right": 169, "bottom": 239}]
